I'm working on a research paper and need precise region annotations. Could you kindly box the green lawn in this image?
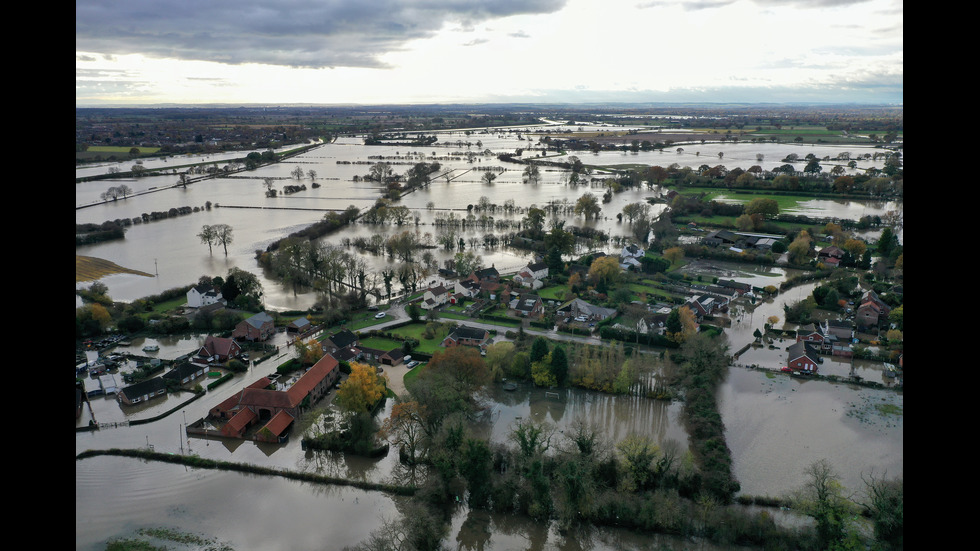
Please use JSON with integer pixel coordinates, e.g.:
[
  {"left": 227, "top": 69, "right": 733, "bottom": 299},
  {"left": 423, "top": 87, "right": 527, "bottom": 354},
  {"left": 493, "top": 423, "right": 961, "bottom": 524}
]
[
  {"left": 358, "top": 336, "right": 405, "bottom": 352},
  {"left": 387, "top": 322, "right": 452, "bottom": 354},
  {"left": 537, "top": 285, "right": 569, "bottom": 301}
]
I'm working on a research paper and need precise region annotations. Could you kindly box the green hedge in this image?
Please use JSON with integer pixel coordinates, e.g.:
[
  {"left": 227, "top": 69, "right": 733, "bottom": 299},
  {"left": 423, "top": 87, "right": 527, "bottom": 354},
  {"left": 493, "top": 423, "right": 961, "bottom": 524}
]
[{"left": 207, "top": 373, "right": 234, "bottom": 390}]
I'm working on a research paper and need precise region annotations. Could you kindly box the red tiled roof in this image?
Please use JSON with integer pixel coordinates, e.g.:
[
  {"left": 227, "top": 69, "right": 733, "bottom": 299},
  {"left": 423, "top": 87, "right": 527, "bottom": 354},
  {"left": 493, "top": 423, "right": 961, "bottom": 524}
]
[
  {"left": 262, "top": 410, "right": 295, "bottom": 437},
  {"left": 286, "top": 354, "right": 338, "bottom": 404},
  {"left": 222, "top": 408, "right": 257, "bottom": 437}
]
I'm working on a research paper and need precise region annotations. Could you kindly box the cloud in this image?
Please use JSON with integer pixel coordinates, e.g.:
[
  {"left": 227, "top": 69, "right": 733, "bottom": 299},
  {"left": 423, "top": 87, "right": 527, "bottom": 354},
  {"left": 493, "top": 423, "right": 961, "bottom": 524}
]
[
  {"left": 638, "top": 0, "right": 882, "bottom": 10},
  {"left": 76, "top": 0, "right": 566, "bottom": 69}
]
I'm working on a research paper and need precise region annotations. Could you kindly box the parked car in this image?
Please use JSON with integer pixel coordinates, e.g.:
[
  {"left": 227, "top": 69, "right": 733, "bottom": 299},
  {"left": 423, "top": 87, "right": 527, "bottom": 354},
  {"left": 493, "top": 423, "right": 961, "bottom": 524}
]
[
  {"left": 403, "top": 355, "right": 412, "bottom": 362},
  {"left": 780, "top": 366, "right": 794, "bottom": 373},
  {"left": 367, "top": 305, "right": 379, "bottom": 311},
  {"left": 374, "top": 312, "right": 386, "bottom": 319},
  {"left": 574, "top": 316, "right": 587, "bottom": 322},
  {"left": 407, "top": 360, "right": 419, "bottom": 368}
]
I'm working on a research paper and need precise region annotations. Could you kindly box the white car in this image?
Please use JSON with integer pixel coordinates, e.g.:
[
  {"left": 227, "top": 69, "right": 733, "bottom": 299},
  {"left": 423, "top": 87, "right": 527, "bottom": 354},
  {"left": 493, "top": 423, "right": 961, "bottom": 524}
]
[
  {"left": 574, "top": 316, "right": 587, "bottom": 322},
  {"left": 374, "top": 312, "right": 386, "bottom": 319}
]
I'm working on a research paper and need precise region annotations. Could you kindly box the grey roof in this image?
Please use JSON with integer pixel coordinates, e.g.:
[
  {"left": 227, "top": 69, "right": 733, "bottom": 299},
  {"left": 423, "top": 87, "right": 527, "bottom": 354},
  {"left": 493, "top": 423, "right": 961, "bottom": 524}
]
[
  {"left": 328, "top": 329, "right": 358, "bottom": 349},
  {"left": 244, "top": 312, "right": 274, "bottom": 328},
  {"left": 787, "top": 341, "right": 820, "bottom": 362},
  {"left": 448, "top": 325, "right": 490, "bottom": 341},
  {"left": 164, "top": 362, "right": 203, "bottom": 380},
  {"left": 120, "top": 377, "right": 168, "bottom": 397},
  {"left": 559, "top": 298, "right": 616, "bottom": 318}
]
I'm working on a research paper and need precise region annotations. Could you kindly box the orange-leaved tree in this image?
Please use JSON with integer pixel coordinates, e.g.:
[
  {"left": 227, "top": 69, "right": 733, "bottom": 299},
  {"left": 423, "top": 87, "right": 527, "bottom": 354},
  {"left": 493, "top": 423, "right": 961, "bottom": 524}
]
[{"left": 336, "top": 362, "right": 387, "bottom": 414}]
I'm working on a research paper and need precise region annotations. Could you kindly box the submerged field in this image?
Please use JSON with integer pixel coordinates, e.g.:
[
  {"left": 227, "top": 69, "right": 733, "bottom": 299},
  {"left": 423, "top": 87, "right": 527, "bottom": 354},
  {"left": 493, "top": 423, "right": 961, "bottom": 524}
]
[{"left": 76, "top": 255, "right": 154, "bottom": 282}]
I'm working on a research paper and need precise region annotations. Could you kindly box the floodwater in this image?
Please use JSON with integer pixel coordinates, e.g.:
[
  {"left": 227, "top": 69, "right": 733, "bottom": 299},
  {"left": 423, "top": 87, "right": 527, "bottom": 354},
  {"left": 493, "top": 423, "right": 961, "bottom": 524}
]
[
  {"left": 77, "top": 121, "right": 902, "bottom": 548},
  {"left": 76, "top": 126, "right": 899, "bottom": 310},
  {"left": 76, "top": 454, "right": 755, "bottom": 551}
]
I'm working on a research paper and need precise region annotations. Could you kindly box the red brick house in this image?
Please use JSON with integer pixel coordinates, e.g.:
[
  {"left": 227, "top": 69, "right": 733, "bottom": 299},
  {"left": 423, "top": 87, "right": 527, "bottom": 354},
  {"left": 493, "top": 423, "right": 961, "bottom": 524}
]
[
  {"left": 786, "top": 341, "right": 821, "bottom": 373},
  {"left": 441, "top": 325, "right": 491, "bottom": 350},
  {"left": 818, "top": 245, "right": 845, "bottom": 267},
  {"left": 233, "top": 312, "right": 276, "bottom": 342},
  {"left": 196, "top": 335, "right": 242, "bottom": 364}
]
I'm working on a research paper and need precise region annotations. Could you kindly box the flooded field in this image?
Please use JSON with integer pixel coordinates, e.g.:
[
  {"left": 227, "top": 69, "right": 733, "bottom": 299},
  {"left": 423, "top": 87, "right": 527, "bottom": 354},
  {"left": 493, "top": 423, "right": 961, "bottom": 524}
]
[{"left": 77, "top": 121, "right": 902, "bottom": 549}]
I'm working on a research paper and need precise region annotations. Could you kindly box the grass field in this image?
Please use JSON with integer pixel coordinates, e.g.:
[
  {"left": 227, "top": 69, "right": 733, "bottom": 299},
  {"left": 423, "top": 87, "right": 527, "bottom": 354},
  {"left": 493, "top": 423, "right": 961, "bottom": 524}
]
[
  {"left": 387, "top": 322, "right": 452, "bottom": 354},
  {"left": 85, "top": 145, "right": 163, "bottom": 154},
  {"left": 76, "top": 255, "right": 154, "bottom": 282},
  {"left": 358, "top": 336, "right": 405, "bottom": 352}
]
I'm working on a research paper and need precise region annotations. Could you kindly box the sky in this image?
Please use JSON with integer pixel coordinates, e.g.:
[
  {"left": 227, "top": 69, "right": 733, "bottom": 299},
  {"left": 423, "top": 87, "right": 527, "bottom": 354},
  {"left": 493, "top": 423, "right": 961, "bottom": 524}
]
[{"left": 75, "top": 0, "right": 903, "bottom": 106}]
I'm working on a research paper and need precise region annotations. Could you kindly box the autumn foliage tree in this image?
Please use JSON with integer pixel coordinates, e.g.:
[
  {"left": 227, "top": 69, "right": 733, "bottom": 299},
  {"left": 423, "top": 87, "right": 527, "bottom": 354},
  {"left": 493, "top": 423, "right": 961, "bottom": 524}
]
[
  {"left": 336, "top": 362, "right": 387, "bottom": 414},
  {"left": 294, "top": 336, "right": 324, "bottom": 366}
]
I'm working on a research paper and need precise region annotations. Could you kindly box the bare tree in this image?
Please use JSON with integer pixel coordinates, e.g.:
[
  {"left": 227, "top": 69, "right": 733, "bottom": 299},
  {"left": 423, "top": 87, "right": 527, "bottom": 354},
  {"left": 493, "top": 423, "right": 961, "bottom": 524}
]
[
  {"left": 213, "top": 224, "right": 234, "bottom": 256},
  {"left": 198, "top": 225, "right": 217, "bottom": 255}
]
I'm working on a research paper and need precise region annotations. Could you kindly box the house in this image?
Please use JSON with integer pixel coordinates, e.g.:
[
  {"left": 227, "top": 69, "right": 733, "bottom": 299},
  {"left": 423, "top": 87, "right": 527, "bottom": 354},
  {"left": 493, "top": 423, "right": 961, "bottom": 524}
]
[
  {"left": 421, "top": 285, "right": 451, "bottom": 310},
  {"left": 621, "top": 244, "right": 645, "bottom": 259},
  {"left": 818, "top": 245, "right": 845, "bottom": 267},
  {"left": 619, "top": 256, "right": 642, "bottom": 270},
  {"left": 163, "top": 362, "right": 208, "bottom": 385},
  {"left": 637, "top": 311, "right": 670, "bottom": 335},
  {"left": 322, "top": 329, "right": 359, "bottom": 355},
  {"left": 717, "top": 279, "right": 752, "bottom": 296},
  {"left": 454, "top": 279, "right": 482, "bottom": 299},
  {"left": 691, "top": 285, "right": 739, "bottom": 304},
  {"left": 856, "top": 291, "right": 891, "bottom": 330},
  {"left": 796, "top": 323, "right": 826, "bottom": 346},
  {"left": 513, "top": 268, "right": 545, "bottom": 289},
  {"left": 525, "top": 262, "right": 549, "bottom": 280},
  {"left": 210, "top": 354, "right": 340, "bottom": 440},
  {"left": 117, "top": 377, "right": 168, "bottom": 406},
  {"left": 195, "top": 335, "right": 242, "bottom": 364},
  {"left": 233, "top": 312, "right": 276, "bottom": 342},
  {"left": 557, "top": 298, "right": 617, "bottom": 321},
  {"left": 786, "top": 341, "right": 821, "bottom": 373},
  {"left": 187, "top": 284, "right": 223, "bottom": 308},
  {"left": 467, "top": 266, "right": 502, "bottom": 294},
  {"left": 796, "top": 320, "right": 853, "bottom": 357},
  {"left": 685, "top": 294, "right": 722, "bottom": 318},
  {"left": 442, "top": 325, "right": 491, "bottom": 350},
  {"left": 509, "top": 293, "right": 544, "bottom": 318},
  {"left": 470, "top": 266, "right": 500, "bottom": 283}
]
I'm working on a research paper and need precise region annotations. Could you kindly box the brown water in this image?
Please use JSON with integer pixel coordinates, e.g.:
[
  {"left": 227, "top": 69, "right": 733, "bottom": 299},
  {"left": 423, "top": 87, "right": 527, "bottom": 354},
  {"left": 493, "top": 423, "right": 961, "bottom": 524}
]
[{"left": 77, "top": 122, "right": 902, "bottom": 548}]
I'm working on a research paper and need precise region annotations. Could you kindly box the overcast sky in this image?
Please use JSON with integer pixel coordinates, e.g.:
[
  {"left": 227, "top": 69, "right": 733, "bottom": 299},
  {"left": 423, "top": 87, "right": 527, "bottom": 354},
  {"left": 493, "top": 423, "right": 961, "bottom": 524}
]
[{"left": 76, "top": 0, "right": 903, "bottom": 106}]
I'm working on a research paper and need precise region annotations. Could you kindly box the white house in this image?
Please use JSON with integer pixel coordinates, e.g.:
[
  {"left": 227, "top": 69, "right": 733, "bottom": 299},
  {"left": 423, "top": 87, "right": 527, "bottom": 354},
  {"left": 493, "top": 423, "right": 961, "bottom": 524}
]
[
  {"left": 513, "top": 269, "right": 544, "bottom": 289},
  {"left": 454, "top": 279, "right": 481, "bottom": 298},
  {"left": 621, "top": 244, "right": 645, "bottom": 259},
  {"left": 526, "top": 262, "right": 549, "bottom": 280},
  {"left": 187, "top": 284, "right": 223, "bottom": 308},
  {"left": 619, "top": 256, "right": 642, "bottom": 270},
  {"left": 421, "top": 285, "right": 451, "bottom": 310}
]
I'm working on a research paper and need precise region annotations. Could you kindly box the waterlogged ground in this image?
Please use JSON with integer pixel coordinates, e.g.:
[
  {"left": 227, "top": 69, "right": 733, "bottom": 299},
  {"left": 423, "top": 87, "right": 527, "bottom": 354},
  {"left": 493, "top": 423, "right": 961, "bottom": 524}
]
[{"left": 719, "top": 366, "right": 902, "bottom": 499}]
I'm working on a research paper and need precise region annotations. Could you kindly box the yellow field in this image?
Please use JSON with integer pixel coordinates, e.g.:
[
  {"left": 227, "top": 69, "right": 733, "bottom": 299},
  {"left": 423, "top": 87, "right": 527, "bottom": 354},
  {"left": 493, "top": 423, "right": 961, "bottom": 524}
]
[{"left": 76, "top": 255, "right": 154, "bottom": 282}]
